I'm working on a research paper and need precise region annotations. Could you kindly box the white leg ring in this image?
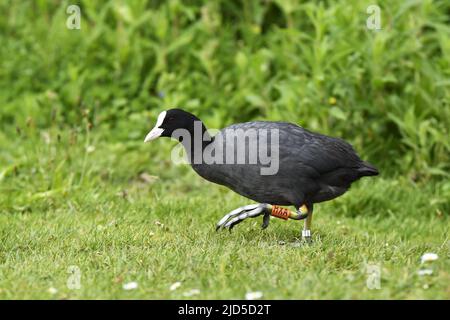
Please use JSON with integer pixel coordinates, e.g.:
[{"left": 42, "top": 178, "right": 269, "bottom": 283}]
[{"left": 302, "top": 229, "right": 311, "bottom": 238}]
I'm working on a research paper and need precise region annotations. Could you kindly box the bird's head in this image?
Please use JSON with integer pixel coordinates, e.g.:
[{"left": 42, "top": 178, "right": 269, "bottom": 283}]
[{"left": 144, "top": 108, "right": 201, "bottom": 142}]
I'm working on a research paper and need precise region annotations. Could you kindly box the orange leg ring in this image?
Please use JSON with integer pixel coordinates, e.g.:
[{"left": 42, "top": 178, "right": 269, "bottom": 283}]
[{"left": 268, "top": 204, "right": 309, "bottom": 220}]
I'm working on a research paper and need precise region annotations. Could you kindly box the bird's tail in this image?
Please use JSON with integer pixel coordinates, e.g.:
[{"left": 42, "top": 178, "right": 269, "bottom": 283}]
[{"left": 358, "top": 161, "right": 379, "bottom": 177}]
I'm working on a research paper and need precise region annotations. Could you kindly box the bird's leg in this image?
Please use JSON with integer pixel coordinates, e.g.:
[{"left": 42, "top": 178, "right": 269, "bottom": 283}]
[
  {"left": 300, "top": 204, "right": 313, "bottom": 242},
  {"left": 216, "top": 204, "right": 308, "bottom": 231}
]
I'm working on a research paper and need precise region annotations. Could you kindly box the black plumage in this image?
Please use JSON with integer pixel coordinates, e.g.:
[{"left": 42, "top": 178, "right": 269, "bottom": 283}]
[
  {"left": 145, "top": 108, "right": 378, "bottom": 237},
  {"left": 192, "top": 120, "right": 378, "bottom": 207}
]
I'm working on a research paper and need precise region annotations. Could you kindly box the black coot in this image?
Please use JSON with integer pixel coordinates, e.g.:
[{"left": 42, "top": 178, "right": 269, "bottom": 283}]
[{"left": 145, "top": 108, "right": 378, "bottom": 240}]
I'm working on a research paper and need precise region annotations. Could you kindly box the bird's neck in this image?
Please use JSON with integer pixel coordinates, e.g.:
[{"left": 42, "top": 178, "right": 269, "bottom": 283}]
[{"left": 179, "top": 119, "right": 213, "bottom": 165}]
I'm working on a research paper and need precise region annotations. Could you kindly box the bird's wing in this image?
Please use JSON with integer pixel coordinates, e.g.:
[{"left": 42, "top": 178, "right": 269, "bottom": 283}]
[{"left": 222, "top": 121, "right": 363, "bottom": 175}]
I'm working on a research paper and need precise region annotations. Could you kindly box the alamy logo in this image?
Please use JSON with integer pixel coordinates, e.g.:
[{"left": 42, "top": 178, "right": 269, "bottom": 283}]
[
  {"left": 66, "top": 5, "right": 81, "bottom": 30},
  {"left": 67, "top": 265, "right": 81, "bottom": 290},
  {"left": 170, "top": 121, "right": 280, "bottom": 175},
  {"left": 366, "top": 264, "right": 381, "bottom": 290},
  {"left": 366, "top": 5, "right": 381, "bottom": 30}
]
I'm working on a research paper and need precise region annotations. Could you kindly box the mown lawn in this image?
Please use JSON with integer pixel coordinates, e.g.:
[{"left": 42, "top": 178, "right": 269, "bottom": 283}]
[{"left": 0, "top": 132, "right": 448, "bottom": 299}]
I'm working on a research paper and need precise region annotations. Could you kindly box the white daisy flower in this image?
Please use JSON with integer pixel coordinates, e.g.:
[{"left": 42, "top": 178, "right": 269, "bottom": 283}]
[
  {"left": 245, "top": 291, "right": 263, "bottom": 300},
  {"left": 123, "top": 282, "right": 138, "bottom": 290},
  {"left": 183, "top": 289, "right": 200, "bottom": 297},
  {"left": 48, "top": 287, "right": 58, "bottom": 295},
  {"left": 421, "top": 253, "right": 438, "bottom": 263},
  {"left": 170, "top": 282, "right": 182, "bottom": 291}
]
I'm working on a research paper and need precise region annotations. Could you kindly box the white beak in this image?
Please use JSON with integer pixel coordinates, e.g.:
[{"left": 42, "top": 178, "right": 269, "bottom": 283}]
[
  {"left": 144, "top": 110, "right": 167, "bottom": 143},
  {"left": 144, "top": 127, "right": 164, "bottom": 142}
]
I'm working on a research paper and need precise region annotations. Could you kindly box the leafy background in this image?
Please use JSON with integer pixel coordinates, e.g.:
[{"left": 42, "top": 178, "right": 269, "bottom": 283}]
[
  {"left": 0, "top": 0, "right": 448, "bottom": 299},
  {"left": 1, "top": 0, "right": 449, "bottom": 177}
]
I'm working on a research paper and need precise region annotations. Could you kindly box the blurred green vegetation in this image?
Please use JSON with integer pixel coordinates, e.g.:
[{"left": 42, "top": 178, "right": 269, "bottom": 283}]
[{"left": 0, "top": 0, "right": 449, "bottom": 179}]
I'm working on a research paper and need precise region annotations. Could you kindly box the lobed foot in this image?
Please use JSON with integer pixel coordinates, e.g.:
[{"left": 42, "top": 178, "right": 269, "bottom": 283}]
[{"left": 216, "top": 203, "right": 271, "bottom": 231}]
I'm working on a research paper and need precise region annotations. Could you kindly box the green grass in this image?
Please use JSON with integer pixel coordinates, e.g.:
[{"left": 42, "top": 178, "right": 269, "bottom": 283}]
[
  {"left": 0, "top": 131, "right": 448, "bottom": 299},
  {"left": 0, "top": 0, "right": 449, "bottom": 299}
]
